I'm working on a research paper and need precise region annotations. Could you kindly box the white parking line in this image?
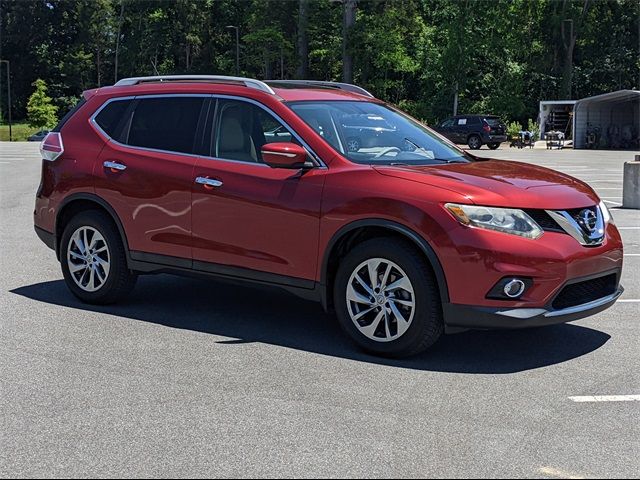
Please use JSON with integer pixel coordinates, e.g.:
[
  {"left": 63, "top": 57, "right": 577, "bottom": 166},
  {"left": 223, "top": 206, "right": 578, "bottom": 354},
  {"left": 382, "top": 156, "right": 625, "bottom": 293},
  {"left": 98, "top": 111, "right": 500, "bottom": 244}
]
[
  {"left": 617, "top": 227, "right": 640, "bottom": 230},
  {"left": 602, "top": 200, "right": 622, "bottom": 205},
  {"left": 624, "top": 254, "right": 640, "bottom": 256},
  {"left": 618, "top": 299, "right": 640, "bottom": 303},
  {"left": 569, "top": 395, "right": 640, "bottom": 403},
  {"left": 539, "top": 466, "right": 585, "bottom": 479}
]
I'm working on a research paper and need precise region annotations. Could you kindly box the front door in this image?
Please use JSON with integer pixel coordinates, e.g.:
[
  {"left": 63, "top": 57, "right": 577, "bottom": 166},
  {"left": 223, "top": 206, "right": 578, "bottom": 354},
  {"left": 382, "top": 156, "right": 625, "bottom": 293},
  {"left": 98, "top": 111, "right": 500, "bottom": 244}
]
[{"left": 191, "top": 98, "right": 325, "bottom": 285}]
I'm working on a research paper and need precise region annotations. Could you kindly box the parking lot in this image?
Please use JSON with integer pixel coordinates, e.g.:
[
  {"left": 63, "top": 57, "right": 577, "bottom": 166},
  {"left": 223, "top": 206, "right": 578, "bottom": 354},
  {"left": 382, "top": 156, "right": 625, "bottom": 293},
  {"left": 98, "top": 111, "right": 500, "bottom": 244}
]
[{"left": 1, "top": 142, "right": 638, "bottom": 478}]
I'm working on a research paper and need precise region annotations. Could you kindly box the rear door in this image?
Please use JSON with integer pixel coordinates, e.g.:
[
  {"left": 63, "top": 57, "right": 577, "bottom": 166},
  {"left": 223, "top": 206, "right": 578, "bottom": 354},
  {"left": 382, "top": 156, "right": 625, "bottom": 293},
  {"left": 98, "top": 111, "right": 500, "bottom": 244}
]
[
  {"left": 94, "top": 95, "right": 208, "bottom": 262},
  {"left": 452, "top": 117, "right": 470, "bottom": 143}
]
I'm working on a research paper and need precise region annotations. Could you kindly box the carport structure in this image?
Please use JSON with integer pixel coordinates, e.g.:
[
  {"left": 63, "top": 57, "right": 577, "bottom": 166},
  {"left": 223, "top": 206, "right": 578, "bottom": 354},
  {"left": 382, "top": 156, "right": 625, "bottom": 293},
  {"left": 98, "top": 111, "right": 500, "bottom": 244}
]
[{"left": 573, "top": 89, "right": 640, "bottom": 149}]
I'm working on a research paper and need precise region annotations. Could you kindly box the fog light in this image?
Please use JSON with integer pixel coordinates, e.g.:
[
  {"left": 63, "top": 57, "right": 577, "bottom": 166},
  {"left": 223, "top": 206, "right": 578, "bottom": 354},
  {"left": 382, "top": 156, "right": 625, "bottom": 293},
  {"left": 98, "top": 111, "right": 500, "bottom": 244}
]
[
  {"left": 503, "top": 279, "right": 526, "bottom": 298},
  {"left": 486, "top": 277, "right": 532, "bottom": 300}
]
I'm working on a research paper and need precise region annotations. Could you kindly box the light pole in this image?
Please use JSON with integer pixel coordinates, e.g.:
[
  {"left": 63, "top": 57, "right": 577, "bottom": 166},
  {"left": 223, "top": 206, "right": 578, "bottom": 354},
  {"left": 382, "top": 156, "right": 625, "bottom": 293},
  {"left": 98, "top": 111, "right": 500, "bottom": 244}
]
[
  {"left": 0, "top": 60, "right": 11, "bottom": 142},
  {"left": 226, "top": 25, "right": 240, "bottom": 76}
]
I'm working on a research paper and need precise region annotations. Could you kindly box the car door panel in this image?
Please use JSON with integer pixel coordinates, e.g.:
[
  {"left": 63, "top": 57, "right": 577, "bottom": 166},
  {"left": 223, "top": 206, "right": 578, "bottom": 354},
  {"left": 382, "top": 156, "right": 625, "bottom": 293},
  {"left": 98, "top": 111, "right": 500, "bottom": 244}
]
[
  {"left": 192, "top": 158, "right": 324, "bottom": 281},
  {"left": 95, "top": 143, "right": 196, "bottom": 260},
  {"left": 190, "top": 97, "right": 325, "bottom": 283}
]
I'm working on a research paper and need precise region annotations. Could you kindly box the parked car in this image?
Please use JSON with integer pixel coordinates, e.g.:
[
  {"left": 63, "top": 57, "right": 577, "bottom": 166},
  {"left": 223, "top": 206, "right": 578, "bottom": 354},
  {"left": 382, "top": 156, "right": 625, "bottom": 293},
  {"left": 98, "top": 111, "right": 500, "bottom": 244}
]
[
  {"left": 34, "top": 76, "right": 623, "bottom": 358},
  {"left": 27, "top": 129, "right": 50, "bottom": 142},
  {"left": 340, "top": 113, "right": 398, "bottom": 152},
  {"left": 434, "top": 114, "right": 507, "bottom": 150}
]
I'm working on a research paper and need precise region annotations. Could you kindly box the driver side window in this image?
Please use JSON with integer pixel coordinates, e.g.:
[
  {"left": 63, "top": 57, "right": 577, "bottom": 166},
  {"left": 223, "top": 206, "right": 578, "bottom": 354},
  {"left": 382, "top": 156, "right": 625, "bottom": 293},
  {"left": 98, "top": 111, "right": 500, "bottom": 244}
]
[{"left": 214, "top": 99, "right": 297, "bottom": 163}]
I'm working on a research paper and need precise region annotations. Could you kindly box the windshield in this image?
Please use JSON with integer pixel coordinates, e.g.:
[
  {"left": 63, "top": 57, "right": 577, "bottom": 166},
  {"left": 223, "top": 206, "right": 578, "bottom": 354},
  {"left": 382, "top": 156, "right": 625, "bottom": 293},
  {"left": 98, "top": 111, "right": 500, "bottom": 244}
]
[{"left": 288, "top": 101, "right": 469, "bottom": 165}]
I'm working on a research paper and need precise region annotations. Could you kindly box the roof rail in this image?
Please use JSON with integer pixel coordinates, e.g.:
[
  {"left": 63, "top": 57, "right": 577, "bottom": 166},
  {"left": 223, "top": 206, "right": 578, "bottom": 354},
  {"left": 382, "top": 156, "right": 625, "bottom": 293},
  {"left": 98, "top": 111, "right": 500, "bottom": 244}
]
[
  {"left": 265, "top": 80, "right": 374, "bottom": 98},
  {"left": 114, "top": 75, "right": 275, "bottom": 95}
]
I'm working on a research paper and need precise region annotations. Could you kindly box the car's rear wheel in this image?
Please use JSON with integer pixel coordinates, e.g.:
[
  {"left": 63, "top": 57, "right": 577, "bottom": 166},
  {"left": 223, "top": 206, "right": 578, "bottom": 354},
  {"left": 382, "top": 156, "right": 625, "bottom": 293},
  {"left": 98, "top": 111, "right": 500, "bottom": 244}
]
[
  {"left": 467, "top": 135, "right": 482, "bottom": 150},
  {"left": 488, "top": 142, "right": 500, "bottom": 150},
  {"left": 334, "top": 238, "right": 443, "bottom": 358},
  {"left": 60, "top": 210, "right": 136, "bottom": 304}
]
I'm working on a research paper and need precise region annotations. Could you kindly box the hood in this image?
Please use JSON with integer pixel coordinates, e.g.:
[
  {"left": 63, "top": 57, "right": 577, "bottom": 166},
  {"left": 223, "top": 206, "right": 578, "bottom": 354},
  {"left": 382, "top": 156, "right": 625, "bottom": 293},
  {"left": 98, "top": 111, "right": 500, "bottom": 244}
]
[{"left": 374, "top": 159, "right": 599, "bottom": 209}]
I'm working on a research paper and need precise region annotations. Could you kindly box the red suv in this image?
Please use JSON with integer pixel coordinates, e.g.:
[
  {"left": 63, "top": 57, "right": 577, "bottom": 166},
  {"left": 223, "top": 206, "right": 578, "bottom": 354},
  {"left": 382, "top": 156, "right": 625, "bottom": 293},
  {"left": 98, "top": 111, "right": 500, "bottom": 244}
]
[{"left": 34, "top": 76, "right": 624, "bottom": 357}]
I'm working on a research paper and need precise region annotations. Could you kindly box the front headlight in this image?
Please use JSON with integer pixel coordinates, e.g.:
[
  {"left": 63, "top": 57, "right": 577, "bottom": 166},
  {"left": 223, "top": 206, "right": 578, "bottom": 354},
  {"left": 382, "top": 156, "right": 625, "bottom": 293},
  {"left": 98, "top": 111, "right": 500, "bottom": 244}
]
[
  {"left": 445, "top": 203, "right": 543, "bottom": 239},
  {"left": 599, "top": 200, "right": 614, "bottom": 225}
]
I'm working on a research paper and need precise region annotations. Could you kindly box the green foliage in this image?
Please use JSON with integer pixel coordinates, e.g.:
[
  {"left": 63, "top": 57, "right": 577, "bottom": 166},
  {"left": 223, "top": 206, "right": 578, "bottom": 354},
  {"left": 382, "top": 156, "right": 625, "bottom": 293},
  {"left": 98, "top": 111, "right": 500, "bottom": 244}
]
[
  {"left": 26, "top": 79, "right": 58, "bottom": 130},
  {"left": 507, "top": 121, "right": 523, "bottom": 140},
  {"left": 2, "top": 0, "right": 639, "bottom": 126},
  {"left": 0, "top": 123, "right": 40, "bottom": 142},
  {"left": 527, "top": 119, "right": 540, "bottom": 141}
]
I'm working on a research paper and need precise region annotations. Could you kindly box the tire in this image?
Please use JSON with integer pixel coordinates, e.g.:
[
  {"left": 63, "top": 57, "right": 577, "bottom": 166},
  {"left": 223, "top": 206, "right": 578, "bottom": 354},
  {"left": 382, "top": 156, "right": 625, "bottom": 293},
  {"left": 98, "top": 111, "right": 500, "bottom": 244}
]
[
  {"left": 467, "top": 135, "right": 482, "bottom": 150},
  {"left": 60, "top": 210, "right": 136, "bottom": 304},
  {"left": 488, "top": 142, "right": 500, "bottom": 150},
  {"left": 333, "top": 238, "right": 443, "bottom": 358},
  {"left": 346, "top": 137, "right": 361, "bottom": 152}
]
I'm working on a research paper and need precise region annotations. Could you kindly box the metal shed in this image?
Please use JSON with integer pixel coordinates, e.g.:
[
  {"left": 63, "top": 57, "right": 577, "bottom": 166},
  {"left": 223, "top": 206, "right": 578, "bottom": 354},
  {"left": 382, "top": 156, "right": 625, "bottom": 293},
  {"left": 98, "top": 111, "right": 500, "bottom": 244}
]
[{"left": 573, "top": 90, "right": 640, "bottom": 149}]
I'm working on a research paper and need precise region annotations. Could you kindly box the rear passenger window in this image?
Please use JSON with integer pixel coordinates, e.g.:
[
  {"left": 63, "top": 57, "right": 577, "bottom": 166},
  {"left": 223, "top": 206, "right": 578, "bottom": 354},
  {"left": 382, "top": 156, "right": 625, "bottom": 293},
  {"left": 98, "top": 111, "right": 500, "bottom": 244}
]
[
  {"left": 128, "top": 97, "right": 204, "bottom": 154},
  {"left": 94, "top": 99, "right": 131, "bottom": 138}
]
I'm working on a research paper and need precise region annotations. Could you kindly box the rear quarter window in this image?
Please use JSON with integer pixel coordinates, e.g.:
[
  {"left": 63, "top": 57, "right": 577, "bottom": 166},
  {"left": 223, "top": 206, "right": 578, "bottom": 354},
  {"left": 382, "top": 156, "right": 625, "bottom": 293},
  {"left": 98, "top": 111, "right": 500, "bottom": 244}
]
[
  {"left": 94, "top": 99, "right": 132, "bottom": 139},
  {"left": 484, "top": 117, "right": 503, "bottom": 126}
]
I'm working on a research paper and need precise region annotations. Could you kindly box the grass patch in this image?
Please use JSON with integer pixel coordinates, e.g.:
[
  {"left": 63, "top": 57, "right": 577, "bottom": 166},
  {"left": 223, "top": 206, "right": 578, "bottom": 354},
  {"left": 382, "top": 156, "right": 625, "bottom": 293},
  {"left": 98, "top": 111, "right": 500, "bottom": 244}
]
[{"left": 0, "top": 123, "right": 40, "bottom": 142}]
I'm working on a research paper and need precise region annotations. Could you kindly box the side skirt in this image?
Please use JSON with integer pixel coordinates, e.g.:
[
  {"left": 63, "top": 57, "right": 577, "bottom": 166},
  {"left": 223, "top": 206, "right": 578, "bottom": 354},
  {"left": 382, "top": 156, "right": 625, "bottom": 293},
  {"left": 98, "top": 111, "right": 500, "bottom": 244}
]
[{"left": 128, "top": 251, "right": 322, "bottom": 303}]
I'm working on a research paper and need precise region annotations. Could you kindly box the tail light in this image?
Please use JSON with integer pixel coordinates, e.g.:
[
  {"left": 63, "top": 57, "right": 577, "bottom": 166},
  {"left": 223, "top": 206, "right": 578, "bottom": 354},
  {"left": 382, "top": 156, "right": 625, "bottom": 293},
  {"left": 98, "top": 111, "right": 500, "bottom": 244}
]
[
  {"left": 482, "top": 123, "right": 491, "bottom": 133},
  {"left": 40, "top": 132, "right": 64, "bottom": 162}
]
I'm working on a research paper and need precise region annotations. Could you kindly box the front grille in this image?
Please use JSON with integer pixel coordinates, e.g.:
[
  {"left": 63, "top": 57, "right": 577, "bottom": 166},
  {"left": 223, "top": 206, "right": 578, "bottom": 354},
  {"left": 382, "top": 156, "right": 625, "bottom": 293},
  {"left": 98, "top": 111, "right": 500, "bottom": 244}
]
[
  {"left": 552, "top": 273, "right": 618, "bottom": 310},
  {"left": 566, "top": 206, "right": 599, "bottom": 235},
  {"left": 524, "top": 209, "right": 565, "bottom": 233}
]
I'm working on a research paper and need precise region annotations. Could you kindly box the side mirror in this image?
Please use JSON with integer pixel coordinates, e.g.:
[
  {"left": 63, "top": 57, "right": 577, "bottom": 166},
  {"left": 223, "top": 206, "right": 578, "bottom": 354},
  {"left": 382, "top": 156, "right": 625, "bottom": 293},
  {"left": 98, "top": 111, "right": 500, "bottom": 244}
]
[{"left": 261, "top": 142, "right": 309, "bottom": 169}]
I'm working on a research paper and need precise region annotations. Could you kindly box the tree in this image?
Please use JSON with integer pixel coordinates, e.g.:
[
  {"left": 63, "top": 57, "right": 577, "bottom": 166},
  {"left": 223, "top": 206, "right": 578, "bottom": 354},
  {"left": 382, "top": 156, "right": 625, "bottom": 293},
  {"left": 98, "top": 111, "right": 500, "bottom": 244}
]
[
  {"left": 559, "top": 0, "right": 592, "bottom": 99},
  {"left": 342, "top": 0, "right": 356, "bottom": 83},
  {"left": 27, "top": 79, "right": 58, "bottom": 129},
  {"left": 296, "top": 0, "right": 309, "bottom": 79}
]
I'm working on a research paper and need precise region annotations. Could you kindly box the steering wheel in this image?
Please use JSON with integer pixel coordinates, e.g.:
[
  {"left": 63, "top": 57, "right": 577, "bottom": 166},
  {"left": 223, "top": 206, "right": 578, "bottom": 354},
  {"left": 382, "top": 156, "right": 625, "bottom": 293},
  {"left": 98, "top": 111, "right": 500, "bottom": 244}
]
[{"left": 373, "top": 147, "right": 401, "bottom": 159}]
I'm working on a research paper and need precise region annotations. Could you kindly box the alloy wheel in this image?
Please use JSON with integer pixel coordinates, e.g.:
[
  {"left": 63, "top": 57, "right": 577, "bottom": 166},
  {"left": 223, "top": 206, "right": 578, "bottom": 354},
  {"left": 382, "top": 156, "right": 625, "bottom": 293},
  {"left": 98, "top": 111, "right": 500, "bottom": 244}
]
[
  {"left": 346, "top": 258, "right": 416, "bottom": 342},
  {"left": 67, "top": 226, "right": 110, "bottom": 292}
]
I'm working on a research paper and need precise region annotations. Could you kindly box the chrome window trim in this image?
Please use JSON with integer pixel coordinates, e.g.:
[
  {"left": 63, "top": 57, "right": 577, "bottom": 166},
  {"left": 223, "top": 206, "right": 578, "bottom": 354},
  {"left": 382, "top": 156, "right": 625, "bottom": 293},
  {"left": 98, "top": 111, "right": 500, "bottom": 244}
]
[
  {"left": 89, "top": 93, "right": 326, "bottom": 169},
  {"left": 90, "top": 94, "right": 210, "bottom": 159}
]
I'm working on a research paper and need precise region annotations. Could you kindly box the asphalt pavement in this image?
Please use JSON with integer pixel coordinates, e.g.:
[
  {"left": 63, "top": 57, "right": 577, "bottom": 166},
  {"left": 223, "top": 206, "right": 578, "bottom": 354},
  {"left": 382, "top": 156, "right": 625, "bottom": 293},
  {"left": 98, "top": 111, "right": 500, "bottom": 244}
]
[{"left": 1, "top": 142, "right": 639, "bottom": 478}]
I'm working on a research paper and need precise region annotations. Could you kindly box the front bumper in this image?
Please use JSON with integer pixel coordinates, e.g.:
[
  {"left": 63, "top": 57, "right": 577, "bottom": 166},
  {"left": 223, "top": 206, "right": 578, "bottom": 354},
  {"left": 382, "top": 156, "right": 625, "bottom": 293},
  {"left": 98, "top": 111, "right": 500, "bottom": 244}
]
[{"left": 444, "top": 285, "right": 623, "bottom": 330}]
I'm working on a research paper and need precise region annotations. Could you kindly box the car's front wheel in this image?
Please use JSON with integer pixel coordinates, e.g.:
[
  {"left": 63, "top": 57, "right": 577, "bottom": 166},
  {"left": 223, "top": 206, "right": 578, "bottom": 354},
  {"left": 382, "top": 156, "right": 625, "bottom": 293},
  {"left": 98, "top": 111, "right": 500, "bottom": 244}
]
[
  {"left": 334, "top": 238, "right": 443, "bottom": 358},
  {"left": 60, "top": 210, "right": 136, "bottom": 304}
]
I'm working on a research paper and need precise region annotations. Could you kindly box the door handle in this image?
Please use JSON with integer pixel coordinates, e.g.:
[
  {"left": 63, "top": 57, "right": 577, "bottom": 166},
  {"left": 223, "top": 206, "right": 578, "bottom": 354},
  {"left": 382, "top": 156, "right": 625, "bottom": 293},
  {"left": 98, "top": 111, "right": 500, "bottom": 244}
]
[
  {"left": 195, "top": 176, "right": 223, "bottom": 189},
  {"left": 103, "top": 161, "right": 127, "bottom": 172}
]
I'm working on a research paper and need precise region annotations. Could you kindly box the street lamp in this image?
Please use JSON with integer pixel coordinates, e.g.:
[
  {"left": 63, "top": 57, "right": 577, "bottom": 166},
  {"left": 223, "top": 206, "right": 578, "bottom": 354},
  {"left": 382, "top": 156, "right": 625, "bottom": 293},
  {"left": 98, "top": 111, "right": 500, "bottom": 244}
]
[
  {"left": 0, "top": 60, "right": 12, "bottom": 142},
  {"left": 226, "top": 25, "right": 240, "bottom": 76}
]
